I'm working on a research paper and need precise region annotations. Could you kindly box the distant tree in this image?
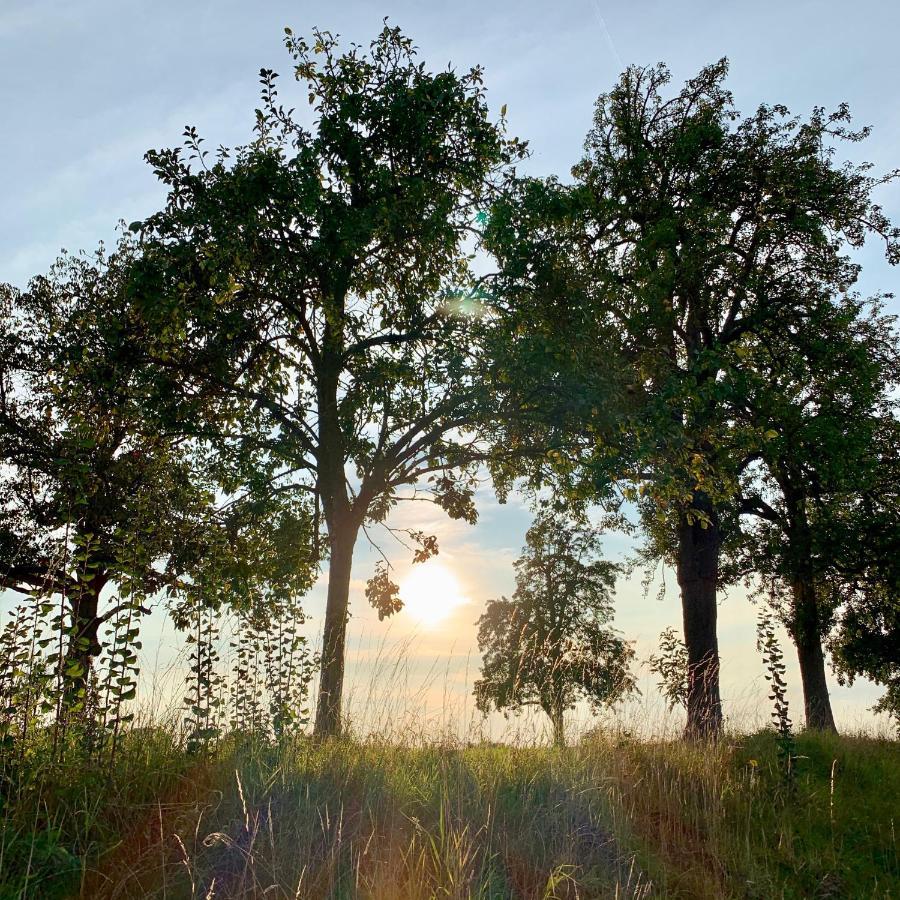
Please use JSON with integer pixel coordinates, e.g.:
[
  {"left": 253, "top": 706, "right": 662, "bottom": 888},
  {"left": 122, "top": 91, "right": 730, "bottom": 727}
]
[
  {"left": 131, "top": 25, "right": 523, "bottom": 736},
  {"left": 474, "top": 507, "right": 635, "bottom": 747},
  {"left": 485, "top": 60, "right": 899, "bottom": 737},
  {"left": 0, "top": 242, "right": 315, "bottom": 711}
]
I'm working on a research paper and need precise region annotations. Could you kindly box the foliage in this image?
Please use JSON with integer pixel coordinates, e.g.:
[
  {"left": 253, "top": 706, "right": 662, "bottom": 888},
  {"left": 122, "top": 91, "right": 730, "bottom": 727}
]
[
  {"left": 756, "top": 609, "right": 798, "bottom": 782},
  {"left": 487, "top": 57, "right": 898, "bottom": 522},
  {"left": 725, "top": 293, "right": 900, "bottom": 730},
  {"left": 830, "top": 572, "right": 900, "bottom": 733},
  {"left": 484, "top": 57, "right": 900, "bottom": 736},
  {"left": 647, "top": 626, "right": 689, "bottom": 712},
  {"left": 475, "top": 507, "right": 635, "bottom": 746},
  {"left": 0, "top": 243, "right": 316, "bottom": 756},
  {"left": 0, "top": 592, "right": 57, "bottom": 752},
  {"left": 262, "top": 600, "right": 316, "bottom": 740},
  {"left": 813, "top": 405, "right": 900, "bottom": 728},
  {"left": 0, "top": 243, "right": 218, "bottom": 584},
  {"left": 0, "top": 243, "right": 220, "bottom": 719},
  {"left": 183, "top": 603, "right": 224, "bottom": 755}
]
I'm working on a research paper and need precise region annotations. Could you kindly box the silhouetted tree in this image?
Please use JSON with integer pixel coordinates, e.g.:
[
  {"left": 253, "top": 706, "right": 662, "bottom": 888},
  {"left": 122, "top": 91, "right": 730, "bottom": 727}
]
[
  {"left": 822, "top": 412, "right": 900, "bottom": 731},
  {"left": 731, "top": 296, "right": 899, "bottom": 731},
  {"left": 485, "top": 60, "right": 898, "bottom": 737},
  {"left": 0, "top": 242, "right": 315, "bottom": 710},
  {"left": 475, "top": 507, "right": 635, "bottom": 747},
  {"left": 132, "top": 25, "right": 523, "bottom": 736}
]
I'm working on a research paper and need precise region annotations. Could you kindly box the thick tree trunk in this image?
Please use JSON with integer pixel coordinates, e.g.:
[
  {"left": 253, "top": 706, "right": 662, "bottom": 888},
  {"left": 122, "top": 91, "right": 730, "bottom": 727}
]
[
  {"left": 676, "top": 491, "right": 723, "bottom": 739},
  {"left": 791, "top": 580, "right": 838, "bottom": 733},
  {"left": 313, "top": 317, "right": 360, "bottom": 740},
  {"left": 313, "top": 518, "right": 359, "bottom": 738}
]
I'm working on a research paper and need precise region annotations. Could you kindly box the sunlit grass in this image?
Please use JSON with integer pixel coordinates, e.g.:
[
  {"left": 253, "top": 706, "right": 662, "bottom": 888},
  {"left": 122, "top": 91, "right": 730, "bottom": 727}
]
[{"left": 1, "top": 718, "right": 897, "bottom": 899}]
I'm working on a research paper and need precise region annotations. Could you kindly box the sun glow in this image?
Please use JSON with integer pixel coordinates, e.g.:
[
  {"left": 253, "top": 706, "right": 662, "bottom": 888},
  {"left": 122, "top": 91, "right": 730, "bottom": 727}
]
[{"left": 399, "top": 561, "right": 469, "bottom": 627}]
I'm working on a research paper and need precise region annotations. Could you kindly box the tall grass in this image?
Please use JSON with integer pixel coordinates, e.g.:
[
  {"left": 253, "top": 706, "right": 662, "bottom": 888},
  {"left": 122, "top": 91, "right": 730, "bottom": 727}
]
[
  {"left": 1, "top": 720, "right": 897, "bottom": 898},
  {"left": 0, "top": 609, "right": 895, "bottom": 897}
]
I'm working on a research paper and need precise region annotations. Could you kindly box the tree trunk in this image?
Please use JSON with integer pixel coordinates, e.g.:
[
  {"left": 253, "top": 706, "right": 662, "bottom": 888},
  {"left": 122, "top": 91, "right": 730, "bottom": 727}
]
[
  {"left": 63, "top": 572, "right": 108, "bottom": 710},
  {"left": 676, "top": 491, "right": 723, "bottom": 739},
  {"left": 791, "top": 579, "right": 838, "bottom": 733},
  {"left": 313, "top": 517, "right": 359, "bottom": 738},
  {"left": 547, "top": 702, "right": 565, "bottom": 748},
  {"left": 776, "top": 471, "right": 838, "bottom": 734}
]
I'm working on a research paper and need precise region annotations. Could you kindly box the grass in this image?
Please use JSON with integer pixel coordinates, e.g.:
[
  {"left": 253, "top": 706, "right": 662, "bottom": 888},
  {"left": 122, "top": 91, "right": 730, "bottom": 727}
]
[{"left": 1, "top": 725, "right": 898, "bottom": 899}]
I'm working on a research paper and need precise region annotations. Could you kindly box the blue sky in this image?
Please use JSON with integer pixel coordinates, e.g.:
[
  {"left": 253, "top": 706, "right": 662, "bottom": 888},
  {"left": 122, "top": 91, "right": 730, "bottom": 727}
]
[{"left": 2, "top": 0, "right": 898, "bottom": 737}]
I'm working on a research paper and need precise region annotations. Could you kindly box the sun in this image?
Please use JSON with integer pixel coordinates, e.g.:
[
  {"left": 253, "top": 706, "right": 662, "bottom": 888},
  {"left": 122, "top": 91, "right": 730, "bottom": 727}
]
[{"left": 399, "top": 561, "right": 469, "bottom": 627}]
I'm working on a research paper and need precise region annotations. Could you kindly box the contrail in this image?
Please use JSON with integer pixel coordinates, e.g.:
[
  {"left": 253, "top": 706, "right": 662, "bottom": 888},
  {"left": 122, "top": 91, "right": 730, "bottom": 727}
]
[{"left": 590, "top": 0, "right": 625, "bottom": 73}]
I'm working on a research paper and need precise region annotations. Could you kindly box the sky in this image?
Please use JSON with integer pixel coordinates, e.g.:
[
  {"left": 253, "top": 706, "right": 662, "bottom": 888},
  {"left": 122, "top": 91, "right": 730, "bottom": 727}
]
[{"left": 2, "top": 0, "right": 899, "bottom": 739}]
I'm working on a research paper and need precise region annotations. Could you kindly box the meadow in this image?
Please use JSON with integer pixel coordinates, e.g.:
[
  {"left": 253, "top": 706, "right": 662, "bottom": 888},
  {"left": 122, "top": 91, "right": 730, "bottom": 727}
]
[{"left": 1, "top": 719, "right": 897, "bottom": 899}]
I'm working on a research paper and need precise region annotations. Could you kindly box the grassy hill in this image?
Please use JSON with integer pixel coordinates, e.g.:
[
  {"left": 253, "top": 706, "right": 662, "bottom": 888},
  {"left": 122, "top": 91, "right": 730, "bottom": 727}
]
[{"left": 1, "top": 727, "right": 897, "bottom": 898}]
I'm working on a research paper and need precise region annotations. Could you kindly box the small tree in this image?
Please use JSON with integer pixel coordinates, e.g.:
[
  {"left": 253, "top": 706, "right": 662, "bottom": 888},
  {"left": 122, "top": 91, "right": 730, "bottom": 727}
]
[{"left": 474, "top": 507, "right": 635, "bottom": 747}]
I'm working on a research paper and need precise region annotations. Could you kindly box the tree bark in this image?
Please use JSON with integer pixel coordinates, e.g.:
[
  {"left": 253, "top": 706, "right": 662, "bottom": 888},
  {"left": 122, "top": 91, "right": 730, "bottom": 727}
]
[
  {"left": 676, "top": 491, "right": 724, "bottom": 739},
  {"left": 313, "top": 516, "right": 359, "bottom": 738},
  {"left": 313, "top": 316, "right": 358, "bottom": 739},
  {"left": 547, "top": 701, "right": 565, "bottom": 748},
  {"left": 791, "top": 579, "right": 838, "bottom": 733}
]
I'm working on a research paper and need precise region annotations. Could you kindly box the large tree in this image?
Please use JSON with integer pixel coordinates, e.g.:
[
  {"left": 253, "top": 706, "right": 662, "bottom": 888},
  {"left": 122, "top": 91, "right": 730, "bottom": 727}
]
[
  {"left": 485, "top": 60, "right": 898, "bottom": 736},
  {"left": 132, "top": 26, "right": 522, "bottom": 736},
  {"left": 730, "top": 295, "right": 899, "bottom": 731},
  {"left": 0, "top": 243, "right": 314, "bottom": 708},
  {"left": 474, "top": 506, "right": 635, "bottom": 747},
  {"left": 820, "top": 410, "right": 900, "bottom": 730},
  {"left": 0, "top": 246, "right": 209, "bottom": 701}
]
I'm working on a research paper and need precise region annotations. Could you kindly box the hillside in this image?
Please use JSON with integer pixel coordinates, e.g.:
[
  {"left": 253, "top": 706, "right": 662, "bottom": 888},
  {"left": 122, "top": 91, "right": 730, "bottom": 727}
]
[{"left": 2, "top": 728, "right": 897, "bottom": 898}]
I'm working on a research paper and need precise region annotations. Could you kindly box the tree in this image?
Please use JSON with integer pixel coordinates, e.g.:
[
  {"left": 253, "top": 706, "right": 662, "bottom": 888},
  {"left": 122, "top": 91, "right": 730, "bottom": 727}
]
[
  {"left": 730, "top": 295, "right": 900, "bottom": 731},
  {"left": 821, "top": 411, "right": 900, "bottom": 730},
  {"left": 0, "top": 244, "right": 208, "bottom": 705},
  {"left": 474, "top": 507, "right": 635, "bottom": 747},
  {"left": 0, "top": 243, "right": 315, "bottom": 711},
  {"left": 131, "top": 25, "right": 522, "bottom": 736},
  {"left": 485, "top": 60, "right": 898, "bottom": 737},
  {"left": 830, "top": 576, "right": 900, "bottom": 733}
]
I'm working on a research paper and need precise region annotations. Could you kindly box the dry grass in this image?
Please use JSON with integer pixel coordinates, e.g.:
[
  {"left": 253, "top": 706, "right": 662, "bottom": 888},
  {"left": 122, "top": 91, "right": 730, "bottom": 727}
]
[{"left": 2, "top": 722, "right": 897, "bottom": 898}]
